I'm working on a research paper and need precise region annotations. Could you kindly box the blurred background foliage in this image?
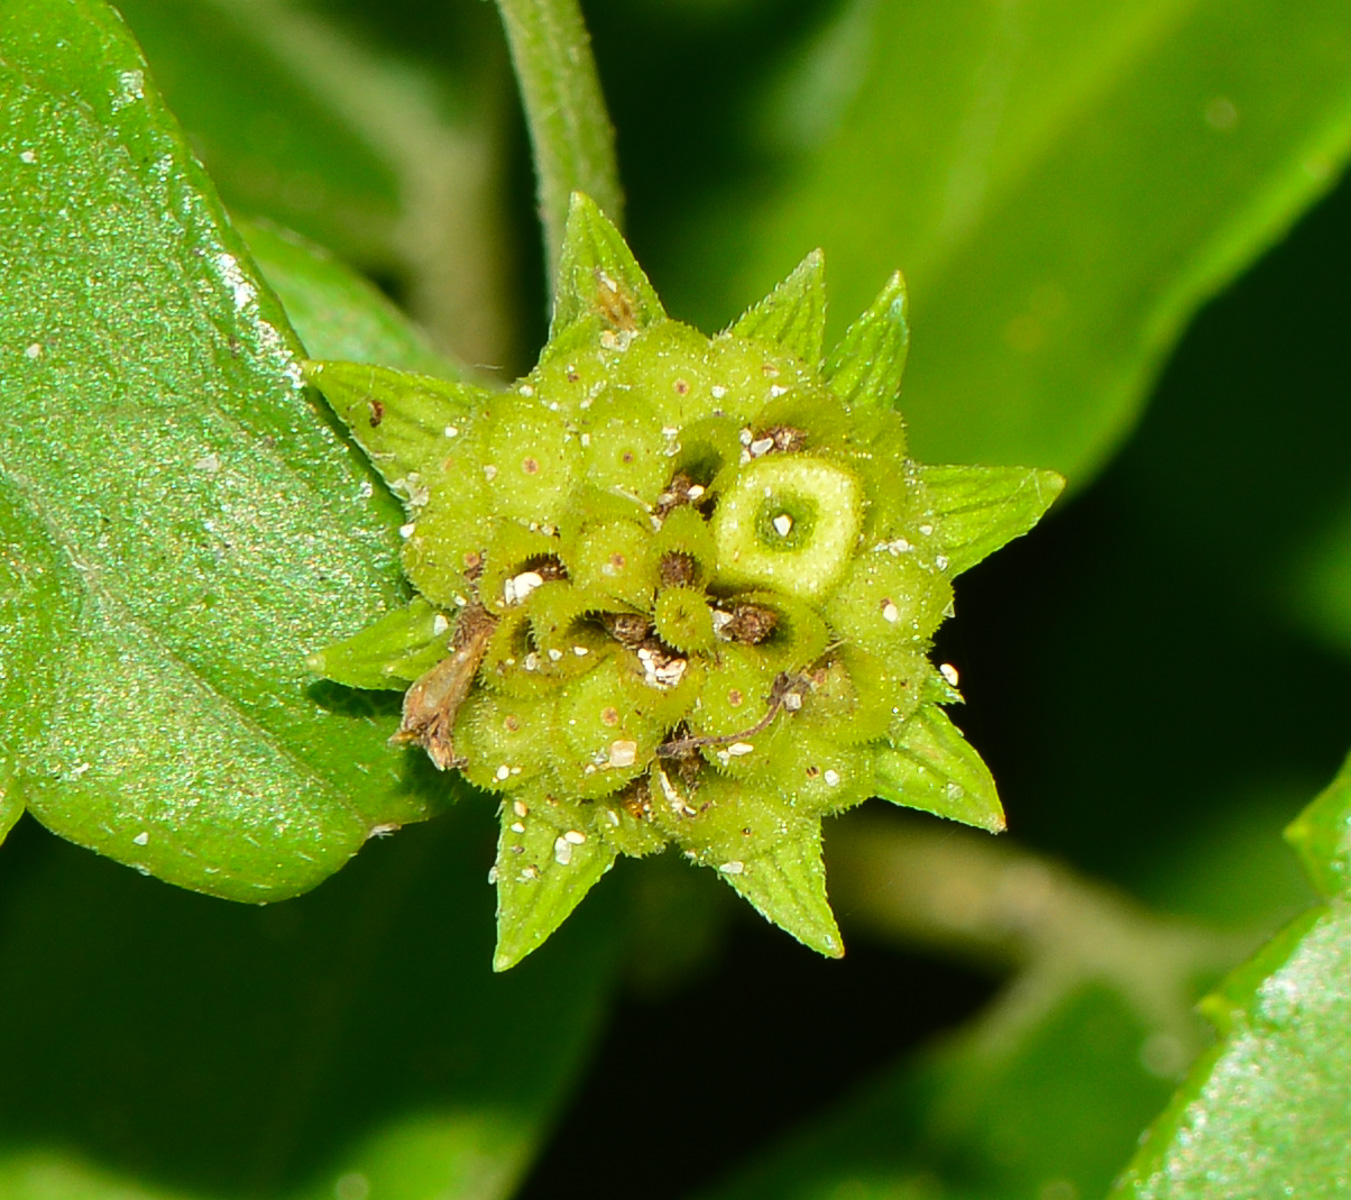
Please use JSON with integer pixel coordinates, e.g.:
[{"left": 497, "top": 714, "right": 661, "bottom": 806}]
[{"left": 4, "top": 0, "right": 1351, "bottom": 1197}]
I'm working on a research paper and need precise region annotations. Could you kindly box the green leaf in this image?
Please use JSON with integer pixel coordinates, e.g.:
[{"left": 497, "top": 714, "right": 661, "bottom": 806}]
[
  {"left": 920, "top": 464, "right": 1066, "bottom": 576},
  {"left": 493, "top": 804, "right": 618, "bottom": 972},
  {"left": 670, "top": 0, "right": 1351, "bottom": 483},
  {"left": 875, "top": 705, "right": 1005, "bottom": 833},
  {"left": 1284, "top": 750, "right": 1351, "bottom": 900},
  {"left": 305, "top": 361, "right": 492, "bottom": 488},
  {"left": 1110, "top": 754, "right": 1351, "bottom": 1199},
  {"left": 238, "top": 218, "right": 462, "bottom": 378},
  {"left": 549, "top": 192, "right": 665, "bottom": 340},
  {"left": 729, "top": 248, "right": 827, "bottom": 366},
  {"left": 0, "top": 0, "right": 447, "bottom": 900},
  {"left": 0, "top": 810, "right": 620, "bottom": 1200},
  {"left": 823, "top": 270, "right": 909, "bottom": 410},
  {"left": 306, "top": 599, "right": 451, "bottom": 691},
  {"left": 724, "top": 829, "right": 843, "bottom": 958}
]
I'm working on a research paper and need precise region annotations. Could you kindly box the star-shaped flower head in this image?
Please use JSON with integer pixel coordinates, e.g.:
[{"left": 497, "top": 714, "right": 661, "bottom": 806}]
[{"left": 305, "top": 194, "right": 1063, "bottom": 970}]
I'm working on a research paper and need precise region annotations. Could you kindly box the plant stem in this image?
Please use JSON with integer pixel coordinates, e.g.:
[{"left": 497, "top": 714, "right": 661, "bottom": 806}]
[{"left": 494, "top": 0, "right": 623, "bottom": 290}]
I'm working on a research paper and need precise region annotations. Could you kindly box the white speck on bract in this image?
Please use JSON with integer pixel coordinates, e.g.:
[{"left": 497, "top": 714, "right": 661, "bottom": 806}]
[
  {"left": 573, "top": 645, "right": 589, "bottom": 656},
  {"left": 882, "top": 600, "right": 900, "bottom": 623},
  {"left": 444, "top": 425, "right": 459, "bottom": 438},
  {"left": 513, "top": 799, "right": 529, "bottom": 817},
  {"left": 483, "top": 464, "right": 498, "bottom": 481},
  {"left": 823, "top": 769, "right": 841, "bottom": 787},
  {"left": 768, "top": 385, "right": 788, "bottom": 398},
  {"left": 511, "top": 821, "right": 526, "bottom": 834},
  {"left": 398, "top": 522, "right": 416, "bottom": 538},
  {"left": 727, "top": 742, "right": 755, "bottom": 757},
  {"left": 519, "top": 383, "right": 534, "bottom": 396},
  {"left": 24, "top": 342, "right": 41, "bottom": 359},
  {"left": 554, "top": 836, "right": 574, "bottom": 865},
  {"left": 940, "top": 663, "right": 960, "bottom": 687},
  {"left": 712, "top": 385, "right": 728, "bottom": 399},
  {"left": 432, "top": 614, "right": 450, "bottom": 636},
  {"left": 564, "top": 830, "right": 586, "bottom": 844},
  {"left": 487, "top": 865, "right": 498, "bottom": 884},
  {"left": 193, "top": 453, "right": 221, "bottom": 474},
  {"left": 936, "top": 554, "right": 950, "bottom": 570},
  {"left": 720, "top": 860, "right": 745, "bottom": 875},
  {"left": 495, "top": 764, "right": 511, "bottom": 782},
  {"left": 548, "top": 648, "right": 564, "bottom": 661},
  {"left": 19, "top": 150, "right": 36, "bottom": 164},
  {"left": 133, "top": 831, "right": 149, "bottom": 846},
  {"left": 772, "top": 513, "right": 794, "bottom": 537},
  {"left": 919, "top": 524, "right": 934, "bottom": 536},
  {"left": 608, "top": 740, "right": 638, "bottom": 768}
]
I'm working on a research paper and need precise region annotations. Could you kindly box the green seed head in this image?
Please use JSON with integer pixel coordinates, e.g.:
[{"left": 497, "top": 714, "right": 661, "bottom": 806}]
[{"left": 305, "top": 194, "right": 1065, "bottom": 970}]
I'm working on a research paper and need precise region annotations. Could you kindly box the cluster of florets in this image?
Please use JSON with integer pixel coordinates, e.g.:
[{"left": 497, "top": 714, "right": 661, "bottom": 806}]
[{"left": 307, "top": 195, "right": 1061, "bottom": 969}]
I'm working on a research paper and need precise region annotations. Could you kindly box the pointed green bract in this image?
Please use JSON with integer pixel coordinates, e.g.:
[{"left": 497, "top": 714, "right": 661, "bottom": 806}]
[
  {"left": 920, "top": 464, "right": 1066, "bottom": 576},
  {"left": 493, "top": 798, "right": 618, "bottom": 972},
  {"left": 730, "top": 248, "right": 827, "bottom": 366},
  {"left": 311, "top": 197, "right": 1058, "bottom": 966},
  {"left": 876, "top": 706, "right": 1005, "bottom": 832},
  {"left": 304, "top": 360, "right": 492, "bottom": 487},
  {"left": 722, "top": 831, "right": 843, "bottom": 958},
  {"left": 824, "top": 271, "right": 909, "bottom": 410},
  {"left": 306, "top": 598, "right": 451, "bottom": 690},
  {"left": 549, "top": 192, "right": 664, "bottom": 340}
]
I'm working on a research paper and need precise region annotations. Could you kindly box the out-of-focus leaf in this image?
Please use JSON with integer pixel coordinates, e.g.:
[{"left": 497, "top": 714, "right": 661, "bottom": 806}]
[
  {"left": 1111, "top": 753, "right": 1351, "bottom": 1199},
  {"left": 695, "top": 983, "right": 1177, "bottom": 1200},
  {"left": 0, "top": 809, "right": 619, "bottom": 1200},
  {"left": 113, "top": 0, "right": 401, "bottom": 268},
  {"left": 668, "top": 0, "right": 1351, "bottom": 483},
  {"left": 0, "top": 0, "right": 446, "bottom": 899},
  {"left": 238, "top": 218, "right": 461, "bottom": 377},
  {"left": 115, "top": 0, "right": 512, "bottom": 367}
]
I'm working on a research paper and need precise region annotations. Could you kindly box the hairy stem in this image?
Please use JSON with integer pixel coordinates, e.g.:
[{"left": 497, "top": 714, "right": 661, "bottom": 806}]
[
  {"left": 494, "top": 0, "right": 623, "bottom": 287},
  {"left": 827, "top": 814, "right": 1255, "bottom": 1053}
]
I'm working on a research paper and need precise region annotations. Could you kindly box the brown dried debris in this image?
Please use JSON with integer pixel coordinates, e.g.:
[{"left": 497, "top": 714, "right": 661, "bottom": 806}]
[{"left": 392, "top": 602, "right": 497, "bottom": 769}]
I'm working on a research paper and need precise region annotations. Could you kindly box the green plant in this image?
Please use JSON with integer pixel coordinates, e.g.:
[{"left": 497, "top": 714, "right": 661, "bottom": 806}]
[{"left": 2, "top": 0, "right": 1351, "bottom": 1198}]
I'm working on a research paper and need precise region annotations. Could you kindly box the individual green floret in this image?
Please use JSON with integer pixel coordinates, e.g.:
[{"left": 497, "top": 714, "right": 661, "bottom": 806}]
[{"left": 306, "top": 192, "right": 1064, "bottom": 970}]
